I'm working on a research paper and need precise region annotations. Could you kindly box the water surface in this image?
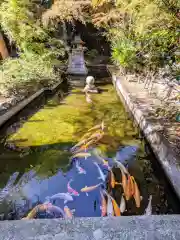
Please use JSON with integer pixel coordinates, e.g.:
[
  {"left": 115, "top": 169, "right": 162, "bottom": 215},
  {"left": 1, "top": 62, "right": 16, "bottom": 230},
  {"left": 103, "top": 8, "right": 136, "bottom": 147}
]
[{"left": 0, "top": 84, "right": 176, "bottom": 219}]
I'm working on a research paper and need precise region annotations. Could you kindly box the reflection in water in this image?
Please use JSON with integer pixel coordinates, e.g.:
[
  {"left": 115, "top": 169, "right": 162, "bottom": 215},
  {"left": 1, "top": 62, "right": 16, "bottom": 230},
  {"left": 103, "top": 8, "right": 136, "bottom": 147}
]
[
  {"left": 0, "top": 84, "right": 177, "bottom": 219},
  {"left": 0, "top": 144, "right": 143, "bottom": 219}
]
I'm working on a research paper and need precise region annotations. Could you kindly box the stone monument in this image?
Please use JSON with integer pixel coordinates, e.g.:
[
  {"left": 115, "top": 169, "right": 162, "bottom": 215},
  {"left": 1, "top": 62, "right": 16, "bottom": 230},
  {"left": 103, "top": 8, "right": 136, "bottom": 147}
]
[
  {"left": 67, "top": 35, "right": 88, "bottom": 76},
  {"left": 83, "top": 76, "right": 99, "bottom": 93}
]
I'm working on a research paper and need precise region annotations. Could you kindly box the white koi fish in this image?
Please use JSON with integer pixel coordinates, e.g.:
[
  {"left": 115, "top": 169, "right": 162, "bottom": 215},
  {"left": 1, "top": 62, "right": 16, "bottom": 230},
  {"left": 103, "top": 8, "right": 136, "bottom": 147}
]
[
  {"left": 119, "top": 195, "right": 126, "bottom": 213},
  {"left": 102, "top": 190, "right": 114, "bottom": 216},
  {"left": 113, "top": 158, "right": 129, "bottom": 174},
  {"left": 93, "top": 162, "right": 106, "bottom": 182},
  {"left": 45, "top": 192, "right": 73, "bottom": 204},
  {"left": 144, "top": 195, "right": 152, "bottom": 216},
  {"left": 75, "top": 161, "right": 86, "bottom": 174}
]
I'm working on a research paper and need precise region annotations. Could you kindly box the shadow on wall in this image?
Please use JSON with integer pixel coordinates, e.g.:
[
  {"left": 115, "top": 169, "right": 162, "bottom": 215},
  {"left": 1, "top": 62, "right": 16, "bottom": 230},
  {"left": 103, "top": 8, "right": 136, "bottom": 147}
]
[{"left": 73, "top": 21, "right": 111, "bottom": 56}]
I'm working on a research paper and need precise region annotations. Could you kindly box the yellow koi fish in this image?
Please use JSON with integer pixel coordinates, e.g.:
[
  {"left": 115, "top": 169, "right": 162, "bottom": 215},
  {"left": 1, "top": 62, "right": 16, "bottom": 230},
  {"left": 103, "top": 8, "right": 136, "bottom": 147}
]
[
  {"left": 88, "top": 121, "right": 104, "bottom": 132},
  {"left": 71, "top": 139, "right": 87, "bottom": 152},
  {"left": 115, "top": 181, "right": 121, "bottom": 185},
  {"left": 80, "top": 132, "right": 93, "bottom": 142},
  {"left": 71, "top": 152, "right": 91, "bottom": 160},
  {"left": 81, "top": 183, "right": 102, "bottom": 196}
]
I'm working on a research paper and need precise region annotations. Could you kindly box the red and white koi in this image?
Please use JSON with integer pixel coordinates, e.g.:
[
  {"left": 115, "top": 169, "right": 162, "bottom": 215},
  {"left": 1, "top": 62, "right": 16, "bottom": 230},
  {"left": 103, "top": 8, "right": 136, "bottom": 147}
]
[
  {"left": 75, "top": 161, "right": 86, "bottom": 174},
  {"left": 67, "top": 179, "right": 79, "bottom": 196}
]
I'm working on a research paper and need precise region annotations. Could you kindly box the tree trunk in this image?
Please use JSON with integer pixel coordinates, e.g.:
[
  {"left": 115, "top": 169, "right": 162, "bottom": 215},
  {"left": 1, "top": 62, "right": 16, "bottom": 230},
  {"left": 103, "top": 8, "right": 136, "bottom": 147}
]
[{"left": 0, "top": 32, "right": 9, "bottom": 59}]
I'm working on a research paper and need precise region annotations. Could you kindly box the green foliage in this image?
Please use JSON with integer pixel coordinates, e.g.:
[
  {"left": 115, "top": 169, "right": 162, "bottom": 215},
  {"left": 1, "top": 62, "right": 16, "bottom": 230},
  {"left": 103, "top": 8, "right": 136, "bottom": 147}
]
[
  {"left": 0, "top": 0, "right": 65, "bottom": 96},
  {"left": 92, "top": 0, "right": 180, "bottom": 73},
  {"left": 0, "top": 52, "right": 58, "bottom": 96},
  {"left": 111, "top": 38, "right": 136, "bottom": 67},
  {"left": 85, "top": 49, "right": 99, "bottom": 59}
]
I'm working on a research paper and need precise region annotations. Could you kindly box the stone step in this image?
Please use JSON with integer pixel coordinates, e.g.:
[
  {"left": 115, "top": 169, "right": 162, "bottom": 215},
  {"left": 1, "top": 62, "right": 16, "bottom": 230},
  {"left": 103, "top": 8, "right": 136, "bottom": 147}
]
[{"left": 1, "top": 215, "right": 180, "bottom": 239}]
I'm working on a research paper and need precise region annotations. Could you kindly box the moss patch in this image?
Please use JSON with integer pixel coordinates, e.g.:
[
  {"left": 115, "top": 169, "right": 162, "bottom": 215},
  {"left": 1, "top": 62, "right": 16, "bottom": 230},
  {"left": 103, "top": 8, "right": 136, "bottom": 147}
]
[{"left": 6, "top": 84, "right": 140, "bottom": 177}]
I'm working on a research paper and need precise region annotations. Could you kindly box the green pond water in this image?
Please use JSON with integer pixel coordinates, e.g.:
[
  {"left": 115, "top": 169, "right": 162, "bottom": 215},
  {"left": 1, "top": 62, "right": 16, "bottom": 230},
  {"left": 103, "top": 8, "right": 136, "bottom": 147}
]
[{"left": 0, "top": 84, "right": 177, "bottom": 219}]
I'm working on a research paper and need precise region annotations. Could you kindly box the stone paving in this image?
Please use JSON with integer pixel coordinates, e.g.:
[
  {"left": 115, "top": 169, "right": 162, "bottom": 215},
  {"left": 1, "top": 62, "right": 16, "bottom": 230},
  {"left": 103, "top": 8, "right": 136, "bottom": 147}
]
[{"left": 1, "top": 215, "right": 180, "bottom": 240}]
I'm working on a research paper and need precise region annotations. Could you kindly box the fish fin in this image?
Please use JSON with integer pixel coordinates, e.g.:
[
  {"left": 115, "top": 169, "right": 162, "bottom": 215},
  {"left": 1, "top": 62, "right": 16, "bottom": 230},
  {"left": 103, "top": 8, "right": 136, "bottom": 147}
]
[
  {"left": 71, "top": 209, "right": 76, "bottom": 213},
  {"left": 86, "top": 193, "right": 89, "bottom": 196},
  {"left": 64, "top": 200, "right": 67, "bottom": 204}
]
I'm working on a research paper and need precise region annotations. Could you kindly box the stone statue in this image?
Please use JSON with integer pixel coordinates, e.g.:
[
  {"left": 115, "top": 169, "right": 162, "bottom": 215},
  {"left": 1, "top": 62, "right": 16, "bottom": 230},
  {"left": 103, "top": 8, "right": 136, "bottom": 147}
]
[{"left": 83, "top": 76, "right": 99, "bottom": 93}]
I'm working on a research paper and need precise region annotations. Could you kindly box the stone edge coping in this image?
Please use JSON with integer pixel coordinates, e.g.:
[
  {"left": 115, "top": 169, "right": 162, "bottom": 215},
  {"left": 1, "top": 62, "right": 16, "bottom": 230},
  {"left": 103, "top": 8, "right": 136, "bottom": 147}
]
[
  {"left": 0, "top": 215, "right": 180, "bottom": 239},
  {"left": 111, "top": 74, "right": 180, "bottom": 200},
  {"left": 0, "top": 80, "right": 63, "bottom": 128}
]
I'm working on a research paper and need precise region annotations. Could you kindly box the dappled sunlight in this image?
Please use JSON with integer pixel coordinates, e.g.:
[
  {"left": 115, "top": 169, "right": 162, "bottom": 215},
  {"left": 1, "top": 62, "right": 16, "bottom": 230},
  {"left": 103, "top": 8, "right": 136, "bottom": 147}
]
[{"left": 7, "top": 85, "right": 139, "bottom": 150}]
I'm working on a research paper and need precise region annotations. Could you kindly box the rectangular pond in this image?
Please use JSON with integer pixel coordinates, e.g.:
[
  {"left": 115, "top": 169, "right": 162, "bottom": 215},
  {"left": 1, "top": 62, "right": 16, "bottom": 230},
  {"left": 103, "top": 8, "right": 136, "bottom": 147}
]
[{"left": 0, "top": 82, "right": 179, "bottom": 220}]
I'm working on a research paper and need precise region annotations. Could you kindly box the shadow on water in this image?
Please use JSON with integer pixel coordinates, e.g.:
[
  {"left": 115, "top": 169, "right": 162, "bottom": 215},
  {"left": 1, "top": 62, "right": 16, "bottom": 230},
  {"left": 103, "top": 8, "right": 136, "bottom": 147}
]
[{"left": 0, "top": 83, "right": 179, "bottom": 220}]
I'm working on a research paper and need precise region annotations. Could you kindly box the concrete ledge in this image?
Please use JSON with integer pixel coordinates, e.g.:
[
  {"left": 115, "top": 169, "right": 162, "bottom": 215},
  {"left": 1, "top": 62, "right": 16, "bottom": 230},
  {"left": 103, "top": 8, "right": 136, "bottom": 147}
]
[
  {"left": 0, "top": 80, "right": 64, "bottom": 128},
  {"left": 112, "top": 74, "right": 180, "bottom": 200},
  {"left": 0, "top": 215, "right": 180, "bottom": 239}
]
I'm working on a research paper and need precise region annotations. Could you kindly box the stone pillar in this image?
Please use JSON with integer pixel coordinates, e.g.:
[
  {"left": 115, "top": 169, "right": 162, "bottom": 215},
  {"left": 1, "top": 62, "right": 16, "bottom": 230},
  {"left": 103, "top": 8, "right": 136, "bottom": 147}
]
[
  {"left": 0, "top": 32, "right": 9, "bottom": 59},
  {"left": 67, "top": 48, "right": 88, "bottom": 75}
]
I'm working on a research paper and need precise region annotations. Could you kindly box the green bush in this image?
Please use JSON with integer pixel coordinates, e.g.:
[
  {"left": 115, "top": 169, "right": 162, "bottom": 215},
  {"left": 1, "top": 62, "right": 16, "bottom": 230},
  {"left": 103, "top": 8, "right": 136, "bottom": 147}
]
[
  {"left": 0, "top": 0, "right": 65, "bottom": 97},
  {"left": 0, "top": 52, "right": 60, "bottom": 97}
]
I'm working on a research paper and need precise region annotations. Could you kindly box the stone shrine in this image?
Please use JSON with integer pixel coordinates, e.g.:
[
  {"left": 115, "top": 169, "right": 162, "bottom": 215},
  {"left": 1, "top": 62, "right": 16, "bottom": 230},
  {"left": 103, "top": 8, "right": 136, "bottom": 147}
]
[{"left": 67, "top": 35, "right": 88, "bottom": 75}]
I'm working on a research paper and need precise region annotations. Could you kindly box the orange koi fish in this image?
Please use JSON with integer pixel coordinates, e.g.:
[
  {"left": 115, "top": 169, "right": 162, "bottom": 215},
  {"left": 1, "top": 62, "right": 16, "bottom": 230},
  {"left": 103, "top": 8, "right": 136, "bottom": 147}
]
[
  {"left": 100, "top": 190, "right": 107, "bottom": 217},
  {"left": 81, "top": 182, "right": 102, "bottom": 196},
  {"left": 110, "top": 170, "right": 115, "bottom": 188},
  {"left": 121, "top": 169, "right": 128, "bottom": 198},
  {"left": 131, "top": 176, "right": 141, "bottom": 208},
  {"left": 130, "top": 176, "right": 135, "bottom": 195},
  {"left": 64, "top": 206, "right": 73, "bottom": 219},
  {"left": 111, "top": 196, "right": 121, "bottom": 216},
  {"left": 126, "top": 175, "right": 133, "bottom": 201}
]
